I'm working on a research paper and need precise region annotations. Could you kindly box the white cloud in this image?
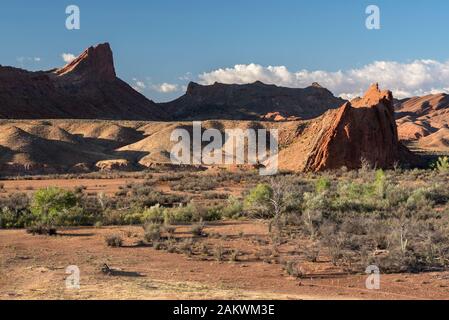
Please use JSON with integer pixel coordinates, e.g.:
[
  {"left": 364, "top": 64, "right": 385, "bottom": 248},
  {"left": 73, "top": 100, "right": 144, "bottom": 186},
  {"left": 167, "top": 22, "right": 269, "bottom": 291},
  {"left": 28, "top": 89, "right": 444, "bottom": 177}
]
[
  {"left": 198, "top": 60, "right": 449, "bottom": 99},
  {"left": 151, "top": 83, "right": 179, "bottom": 93},
  {"left": 62, "top": 53, "right": 76, "bottom": 63}
]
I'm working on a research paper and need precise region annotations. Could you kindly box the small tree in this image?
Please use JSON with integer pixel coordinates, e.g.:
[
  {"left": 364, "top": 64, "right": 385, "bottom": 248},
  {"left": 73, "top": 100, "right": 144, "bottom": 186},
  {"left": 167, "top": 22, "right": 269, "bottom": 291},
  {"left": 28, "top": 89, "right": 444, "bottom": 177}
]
[{"left": 31, "top": 187, "right": 78, "bottom": 227}]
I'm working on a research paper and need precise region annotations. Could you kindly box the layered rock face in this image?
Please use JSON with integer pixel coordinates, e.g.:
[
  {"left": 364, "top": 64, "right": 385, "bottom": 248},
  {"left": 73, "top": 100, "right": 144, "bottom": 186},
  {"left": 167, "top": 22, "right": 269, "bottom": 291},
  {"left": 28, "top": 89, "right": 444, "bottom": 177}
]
[
  {"left": 0, "top": 43, "right": 167, "bottom": 120},
  {"left": 395, "top": 93, "right": 449, "bottom": 151},
  {"left": 162, "top": 81, "right": 345, "bottom": 121},
  {"left": 279, "top": 84, "right": 413, "bottom": 171}
]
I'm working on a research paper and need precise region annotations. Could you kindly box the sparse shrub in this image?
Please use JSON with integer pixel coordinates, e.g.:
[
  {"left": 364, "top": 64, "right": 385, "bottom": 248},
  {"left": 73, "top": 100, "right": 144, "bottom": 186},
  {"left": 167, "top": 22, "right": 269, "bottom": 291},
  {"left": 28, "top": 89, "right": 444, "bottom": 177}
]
[
  {"left": 315, "top": 177, "right": 331, "bottom": 194},
  {"left": 162, "top": 225, "right": 176, "bottom": 237},
  {"left": 284, "top": 260, "right": 303, "bottom": 278},
  {"left": 178, "top": 239, "right": 195, "bottom": 256},
  {"left": 204, "top": 192, "right": 229, "bottom": 200},
  {"left": 434, "top": 156, "right": 449, "bottom": 173},
  {"left": 360, "top": 157, "right": 374, "bottom": 172},
  {"left": 166, "top": 240, "right": 177, "bottom": 253},
  {"left": 94, "top": 221, "right": 103, "bottom": 228},
  {"left": 26, "top": 223, "right": 57, "bottom": 236},
  {"left": 191, "top": 221, "right": 205, "bottom": 237},
  {"left": 222, "top": 196, "right": 244, "bottom": 219},
  {"left": 142, "top": 204, "right": 165, "bottom": 224},
  {"left": 74, "top": 185, "right": 87, "bottom": 194},
  {"left": 214, "top": 245, "right": 225, "bottom": 262},
  {"left": 230, "top": 250, "right": 240, "bottom": 262},
  {"left": 143, "top": 223, "right": 162, "bottom": 242},
  {"left": 303, "top": 244, "right": 320, "bottom": 262},
  {"left": 406, "top": 188, "right": 432, "bottom": 210},
  {"left": 169, "top": 175, "right": 218, "bottom": 192},
  {"left": 199, "top": 243, "right": 210, "bottom": 256},
  {"left": 105, "top": 234, "right": 123, "bottom": 247}
]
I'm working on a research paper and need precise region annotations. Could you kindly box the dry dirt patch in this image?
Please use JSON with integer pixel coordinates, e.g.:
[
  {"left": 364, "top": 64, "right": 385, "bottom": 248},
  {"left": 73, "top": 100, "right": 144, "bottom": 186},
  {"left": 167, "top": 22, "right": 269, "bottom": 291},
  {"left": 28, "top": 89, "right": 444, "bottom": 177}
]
[{"left": 1, "top": 222, "right": 449, "bottom": 300}]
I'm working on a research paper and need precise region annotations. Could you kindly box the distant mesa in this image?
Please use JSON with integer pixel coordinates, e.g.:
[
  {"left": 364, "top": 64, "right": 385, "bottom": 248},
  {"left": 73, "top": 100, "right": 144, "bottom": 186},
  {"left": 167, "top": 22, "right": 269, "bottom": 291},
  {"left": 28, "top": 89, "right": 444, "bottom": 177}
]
[
  {"left": 0, "top": 43, "right": 346, "bottom": 122},
  {"left": 0, "top": 43, "right": 167, "bottom": 120},
  {"left": 163, "top": 80, "right": 345, "bottom": 121}
]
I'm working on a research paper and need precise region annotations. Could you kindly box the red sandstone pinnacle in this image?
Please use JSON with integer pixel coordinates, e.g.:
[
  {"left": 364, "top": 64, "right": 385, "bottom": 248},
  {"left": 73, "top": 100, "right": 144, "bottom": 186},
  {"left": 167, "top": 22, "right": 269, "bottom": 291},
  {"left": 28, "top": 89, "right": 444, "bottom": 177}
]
[
  {"left": 280, "top": 83, "right": 414, "bottom": 172},
  {"left": 0, "top": 43, "right": 167, "bottom": 120},
  {"left": 55, "top": 43, "right": 116, "bottom": 81}
]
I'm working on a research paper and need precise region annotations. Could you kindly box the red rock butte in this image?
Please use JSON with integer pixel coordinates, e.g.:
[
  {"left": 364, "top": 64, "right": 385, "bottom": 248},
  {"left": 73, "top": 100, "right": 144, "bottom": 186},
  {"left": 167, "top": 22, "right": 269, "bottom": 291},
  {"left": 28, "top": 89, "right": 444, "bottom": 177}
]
[
  {"left": 279, "top": 84, "right": 416, "bottom": 172},
  {"left": 55, "top": 43, "right": 117, "bottom": 80}
]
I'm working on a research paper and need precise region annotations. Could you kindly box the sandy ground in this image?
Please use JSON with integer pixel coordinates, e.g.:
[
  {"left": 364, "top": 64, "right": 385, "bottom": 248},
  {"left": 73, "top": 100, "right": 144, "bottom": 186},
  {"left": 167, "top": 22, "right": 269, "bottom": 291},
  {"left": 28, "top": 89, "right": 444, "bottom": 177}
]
[{"left": 1, "top": 222, "right": 449, "bottom": 300}]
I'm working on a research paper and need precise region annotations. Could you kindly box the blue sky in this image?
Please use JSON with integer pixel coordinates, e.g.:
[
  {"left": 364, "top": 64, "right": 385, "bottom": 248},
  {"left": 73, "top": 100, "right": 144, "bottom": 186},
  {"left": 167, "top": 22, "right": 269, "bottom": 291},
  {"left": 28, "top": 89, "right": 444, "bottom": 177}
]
[{"left": 1, "top": 0, "right": 449, "bottom": 101}]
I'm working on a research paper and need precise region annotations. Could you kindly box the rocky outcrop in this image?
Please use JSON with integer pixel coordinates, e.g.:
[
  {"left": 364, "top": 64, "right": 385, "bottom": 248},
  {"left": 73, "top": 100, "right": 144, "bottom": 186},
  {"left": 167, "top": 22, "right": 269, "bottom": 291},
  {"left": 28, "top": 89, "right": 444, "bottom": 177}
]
[
  {"left": 95, "top": 159, "right": 134, "bottom": 172},
  {"left": 55, "top": 43, "right": 116, "bottom": 80},
  {"left": 279, "top": 84, "right": 416, "bottom": 171},
  {"left": 0, "top": 43, "right": 167, "bottom": 120},
  {"left": 162, "top": 81, "right": 345, "bottom": 121}
]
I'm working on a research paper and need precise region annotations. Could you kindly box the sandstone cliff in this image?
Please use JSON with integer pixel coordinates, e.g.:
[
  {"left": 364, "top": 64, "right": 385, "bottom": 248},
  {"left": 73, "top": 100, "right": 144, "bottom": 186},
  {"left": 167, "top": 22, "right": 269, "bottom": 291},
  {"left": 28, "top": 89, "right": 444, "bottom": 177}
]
[{"left": 0, "top": 43, "right": 167, "bottom": 120}]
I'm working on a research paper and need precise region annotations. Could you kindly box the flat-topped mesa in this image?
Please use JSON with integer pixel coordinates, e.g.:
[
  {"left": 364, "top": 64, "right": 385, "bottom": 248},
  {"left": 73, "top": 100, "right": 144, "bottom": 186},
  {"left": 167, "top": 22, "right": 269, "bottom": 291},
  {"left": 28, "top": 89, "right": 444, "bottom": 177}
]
[
  {"left": 55, "top": 43, "right": 116, "bottom": 81},
  {"left": 167, "top": 81, "right": 346, "bottom": 120}
]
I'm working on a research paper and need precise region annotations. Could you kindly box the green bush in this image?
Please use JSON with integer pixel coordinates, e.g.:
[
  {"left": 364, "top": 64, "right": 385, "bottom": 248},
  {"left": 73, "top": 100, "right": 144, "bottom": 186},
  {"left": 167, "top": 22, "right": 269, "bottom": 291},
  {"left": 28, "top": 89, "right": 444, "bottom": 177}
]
[
  {"left": 244, "top": 184, "right": 273, "bottom": 218},
  {"left": 164, "top": 204, "right": 195, "bottom": 224},
  {"left": 0, "top": 207, "right": 34, "bottom": 229},
  {"left": 434, "top": 156, "right": 449, "bottom": 173},
  {"left": 142, "top": 204, "right": 166, "bottom": 224},
  {"left": 222, "top": 196, "right": 243, "bottom": 219},
  {"left": 0, "top": 193, "right": 33, "bottom": 228},
  {"left": 30, "top": 187, "right": 81, "bottom": 227},
  {"left": 315, "top": 177, "right": 331, "bottom": 194},
  {"left": 199, "top": 206, "right": 223, "bottom": 222}
]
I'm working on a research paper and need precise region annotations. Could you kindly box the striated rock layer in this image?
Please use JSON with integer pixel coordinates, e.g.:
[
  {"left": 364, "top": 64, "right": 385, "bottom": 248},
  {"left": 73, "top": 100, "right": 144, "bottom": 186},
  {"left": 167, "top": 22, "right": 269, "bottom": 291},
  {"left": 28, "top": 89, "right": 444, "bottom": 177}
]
[
  {"left": 279, "top": 84, "right": 416, "bottom": 172},
  {"left": 395, "top": 93, "right": 449, "bottom": 152}
]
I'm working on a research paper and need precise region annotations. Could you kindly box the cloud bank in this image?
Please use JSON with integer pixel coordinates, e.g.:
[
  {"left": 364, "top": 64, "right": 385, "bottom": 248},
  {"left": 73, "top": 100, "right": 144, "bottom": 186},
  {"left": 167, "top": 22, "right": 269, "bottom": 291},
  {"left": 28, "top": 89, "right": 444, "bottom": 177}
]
[{"left": 198, "top": 60, "right": 449, "bottom": 99}]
